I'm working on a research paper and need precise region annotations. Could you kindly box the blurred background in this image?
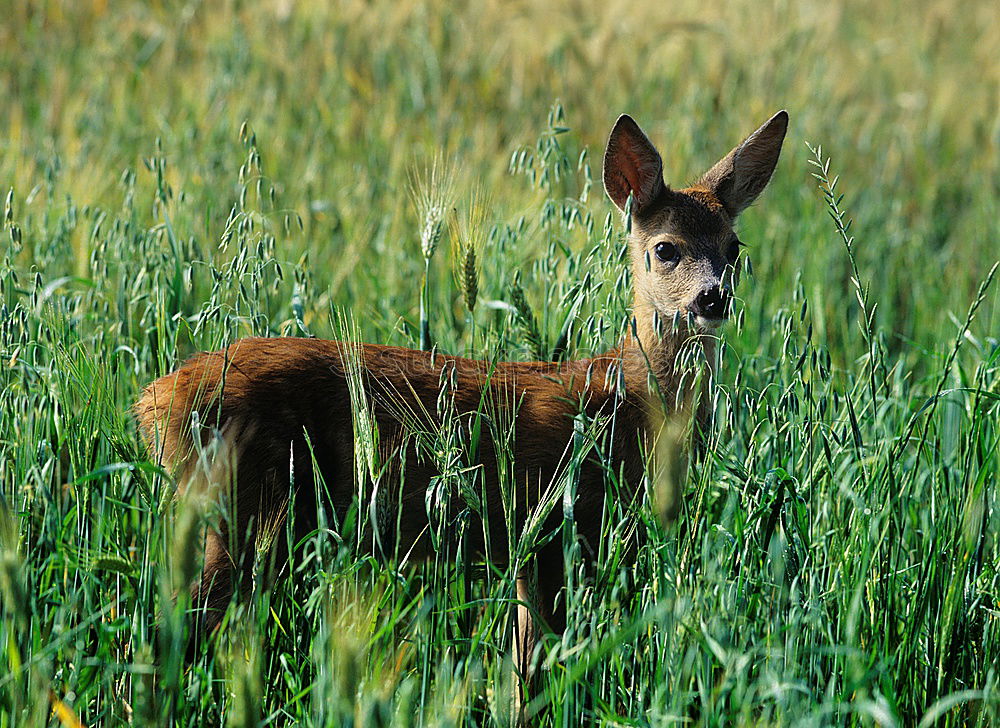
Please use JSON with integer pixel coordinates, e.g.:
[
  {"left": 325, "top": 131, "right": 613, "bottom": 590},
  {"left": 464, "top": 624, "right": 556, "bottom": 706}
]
[{"left": 2, "top": 0, "right": 997, "bottom": 357}]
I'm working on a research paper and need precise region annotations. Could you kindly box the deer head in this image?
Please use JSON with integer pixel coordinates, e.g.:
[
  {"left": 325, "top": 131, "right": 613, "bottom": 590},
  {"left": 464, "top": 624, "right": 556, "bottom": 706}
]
[{"left": 603, "top": 111, "right": 788, "bottom": 334}]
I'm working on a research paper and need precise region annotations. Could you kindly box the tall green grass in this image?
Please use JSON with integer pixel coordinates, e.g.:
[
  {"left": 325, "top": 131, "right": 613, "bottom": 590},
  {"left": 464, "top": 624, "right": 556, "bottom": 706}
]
[{"left": 1, "top": 1, "right": 998, "bottom": 725}]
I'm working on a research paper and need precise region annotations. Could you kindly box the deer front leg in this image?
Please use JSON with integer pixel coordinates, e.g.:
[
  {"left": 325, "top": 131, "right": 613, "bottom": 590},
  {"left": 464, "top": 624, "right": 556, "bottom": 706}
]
[
  {"left": 513, "top": 569, "right": 539, "bottom": 724},
  {"left": 512, "top": 549, "right": 566, "bottom": 725}
]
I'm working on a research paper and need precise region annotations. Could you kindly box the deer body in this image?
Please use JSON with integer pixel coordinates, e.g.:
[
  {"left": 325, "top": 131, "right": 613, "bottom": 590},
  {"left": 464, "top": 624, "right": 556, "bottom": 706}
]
[
  {"left": 136, "top": 110, "right": 787, "bottom": 710},
  {"left": 137, "top": 337, "right": 653, "bottom": 568}
]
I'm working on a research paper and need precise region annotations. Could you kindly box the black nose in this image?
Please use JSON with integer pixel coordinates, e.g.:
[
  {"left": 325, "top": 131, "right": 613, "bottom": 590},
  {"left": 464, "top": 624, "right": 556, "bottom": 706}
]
[{"left": 694, "top": 286, "right": 730, "bottom": 319}]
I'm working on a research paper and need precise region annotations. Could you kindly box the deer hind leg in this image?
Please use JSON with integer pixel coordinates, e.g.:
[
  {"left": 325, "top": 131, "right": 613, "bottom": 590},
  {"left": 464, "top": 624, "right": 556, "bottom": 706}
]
[
  {"left": 188, "top": 523, "right": 235, "bottom": 644},
  {"left": 187, "top": 464, "right": 294, "bottom": 647}
]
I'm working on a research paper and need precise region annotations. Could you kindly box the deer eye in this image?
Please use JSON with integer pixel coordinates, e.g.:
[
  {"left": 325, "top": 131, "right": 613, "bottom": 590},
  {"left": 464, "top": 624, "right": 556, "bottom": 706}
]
[
  {"left": 727, "top": 239, "right": 741, "bottom": 264},
  {"left": 654, "top": 242, "right": 680, "bottom": 264}
]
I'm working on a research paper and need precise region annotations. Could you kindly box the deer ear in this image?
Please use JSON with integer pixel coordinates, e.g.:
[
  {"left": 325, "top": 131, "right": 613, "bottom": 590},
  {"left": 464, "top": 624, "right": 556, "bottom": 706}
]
[
  {"left": 603, "top": 115, "right": 665, "bottom": 214},
  {"left": 698, "top": 110, "right": 788, "bottom": 217}
]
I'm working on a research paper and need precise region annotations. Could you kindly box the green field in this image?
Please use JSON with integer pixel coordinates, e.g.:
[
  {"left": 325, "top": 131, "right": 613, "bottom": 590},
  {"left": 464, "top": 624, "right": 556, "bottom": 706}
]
[{"left": 2, "top": 1, "right": 998, "bottom": 725}]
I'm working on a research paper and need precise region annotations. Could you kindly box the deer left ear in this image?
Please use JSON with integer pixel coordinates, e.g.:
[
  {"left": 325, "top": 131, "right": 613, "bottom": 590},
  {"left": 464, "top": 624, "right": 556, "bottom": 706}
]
[
  {"left": 603, "top": 114, "right": 666, "bottom": 214},
  {"left": 698, "top": 110, "right": 788, "bottom": 217}
]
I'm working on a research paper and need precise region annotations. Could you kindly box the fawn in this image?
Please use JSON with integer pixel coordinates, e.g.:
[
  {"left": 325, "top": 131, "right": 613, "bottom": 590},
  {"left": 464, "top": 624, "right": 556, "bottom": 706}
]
[{"left": 136, "top": 109, "right": 787, "bottom": 710}]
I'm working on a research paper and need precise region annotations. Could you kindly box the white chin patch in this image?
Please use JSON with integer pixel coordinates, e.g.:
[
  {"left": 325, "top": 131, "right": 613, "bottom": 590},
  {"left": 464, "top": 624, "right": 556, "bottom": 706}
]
[{"left": 694, "top": 315, "right": 726, "bottom": 329}]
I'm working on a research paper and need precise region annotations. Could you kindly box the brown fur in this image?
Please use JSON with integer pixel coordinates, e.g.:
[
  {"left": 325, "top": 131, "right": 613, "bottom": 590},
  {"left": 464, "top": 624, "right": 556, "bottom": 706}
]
[
  {"left": 135, "top": 110, "right": 788, "bottom": 720},
  {"left": 136, "top": 338, "right": 649, "bottom": 561}
]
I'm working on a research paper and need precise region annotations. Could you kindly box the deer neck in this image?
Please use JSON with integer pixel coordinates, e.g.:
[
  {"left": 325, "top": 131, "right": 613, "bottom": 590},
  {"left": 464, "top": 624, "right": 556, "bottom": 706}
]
[{"left": 620, "top": 298, "right": 716, "bottom": 414}]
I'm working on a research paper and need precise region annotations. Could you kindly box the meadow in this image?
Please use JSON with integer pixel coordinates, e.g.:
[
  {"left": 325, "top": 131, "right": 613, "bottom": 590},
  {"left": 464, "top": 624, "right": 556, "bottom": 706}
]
[{"left": 1, "top": 1, "right": 998, "bottom": 725}]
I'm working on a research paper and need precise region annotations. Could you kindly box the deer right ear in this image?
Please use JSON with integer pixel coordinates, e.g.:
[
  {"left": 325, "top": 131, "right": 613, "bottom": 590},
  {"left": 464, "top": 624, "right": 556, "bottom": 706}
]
[
  {"left": 698, "top": 110, "right": 789, "bottom": 217},
  {"left": 603, "top": 115, "right": 665, "bottom": 214}
]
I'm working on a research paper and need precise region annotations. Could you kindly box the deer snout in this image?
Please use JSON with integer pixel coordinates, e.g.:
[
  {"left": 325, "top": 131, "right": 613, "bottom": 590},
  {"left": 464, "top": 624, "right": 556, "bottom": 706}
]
[{"left": 692, "top": 286, "right": 731, "bottom": 320}]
